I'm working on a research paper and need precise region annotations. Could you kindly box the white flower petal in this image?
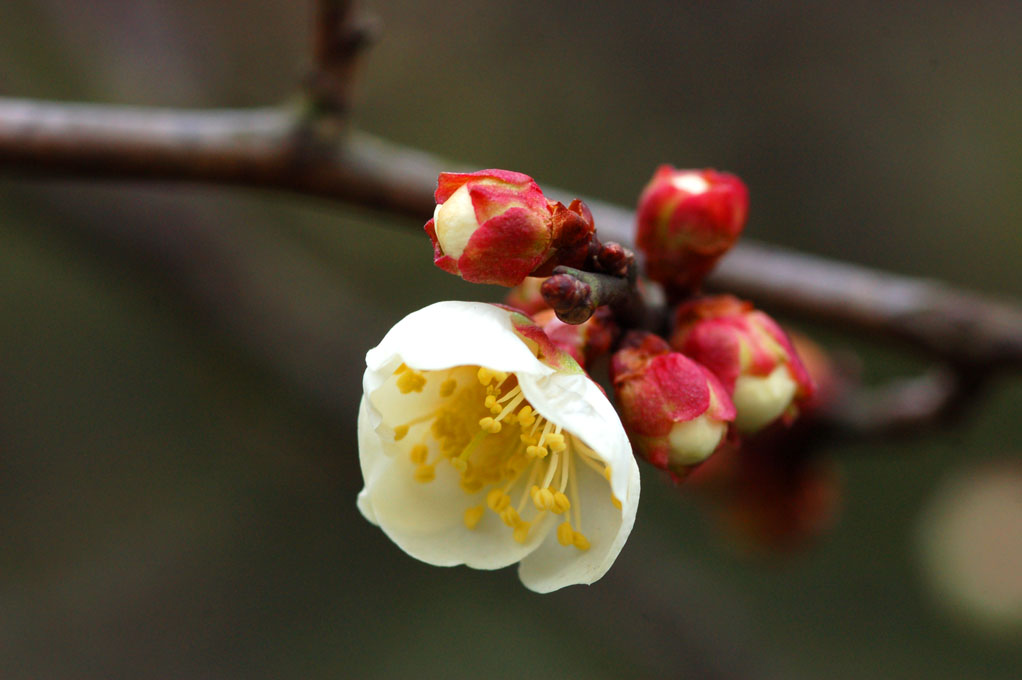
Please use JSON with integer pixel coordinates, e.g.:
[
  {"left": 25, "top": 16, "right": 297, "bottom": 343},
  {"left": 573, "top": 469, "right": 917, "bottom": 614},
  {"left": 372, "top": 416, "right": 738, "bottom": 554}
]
[
  {"left": 357, "top": 301, "right": 640, "bottom": 591},
  {"left": 356, "top": 399, "right": 381, "bottom": 525},
  {"left": 518, "top": 452, "right": 640, "bottom": 593},
  {"left": 518, "top": 372, "right": 634, "bottom": 502},
  {"left": 359, "top": 433, "right": 546, "bottom": 570},
  {"left": 365, "top": 301, "right": 553, "bottom": 393}
]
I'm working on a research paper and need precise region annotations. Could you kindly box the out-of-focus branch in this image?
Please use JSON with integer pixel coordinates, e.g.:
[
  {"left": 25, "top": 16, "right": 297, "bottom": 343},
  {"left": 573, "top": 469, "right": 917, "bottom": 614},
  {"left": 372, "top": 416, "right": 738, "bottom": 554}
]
[
  {"left": 0, "top": 95, "right": 1020, "bottom": 440},
  {"left": 1, "top": 95, "right": 1019, "bottom": 371},
  {"left": 818, "top": 368, "right": 983, "bottom": 438},
  {"left": 306, "top": 0, "right": 376, "bottom": 117}
]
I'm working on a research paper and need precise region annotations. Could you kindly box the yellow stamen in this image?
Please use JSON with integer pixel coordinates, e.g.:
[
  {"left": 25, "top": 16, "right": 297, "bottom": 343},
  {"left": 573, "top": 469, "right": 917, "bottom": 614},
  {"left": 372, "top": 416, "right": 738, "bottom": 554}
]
[
  {"left": 557, "top": 521, "right": 574, "bottom": 546},
  {"left": 479, "top": 417, "right": 502, "bottom": 434},
  {"left": 396, "top": 369, "right": 427, "bottom": 394},
  {"left": 513, "top": 522, "right": 531, "bottom": 543},
  {"left": 463, "top": 506, "right": 484, "bottom": 529},
  {"left": 460, "top": 477, "right": 484, "bottom": 494},
  {"left": 391, "top": 363, "right": 622, "bottom": 553},
  {"left": 500, "top": 506, "right": 522, "bottom": 528},
  {"left": 517, "top": 405, "right": 536, "bottom": 427},
  {"left": 409, "top": 444, "right": 429, "bottom": 465},
  {"left": 545, "top": 432, "right": 567, "bottom": 453},
  {"left": 413, "top": 464, "right": 435, "bottom": 483},
  {"left": 487, "top": 488, "right": 510, "bottom": 512},
  {"left": 533, "top": 487, "right": 555, "bottom": 511},
  {"left": 439, "top": 378, "right": 457, "bottom": 398}
]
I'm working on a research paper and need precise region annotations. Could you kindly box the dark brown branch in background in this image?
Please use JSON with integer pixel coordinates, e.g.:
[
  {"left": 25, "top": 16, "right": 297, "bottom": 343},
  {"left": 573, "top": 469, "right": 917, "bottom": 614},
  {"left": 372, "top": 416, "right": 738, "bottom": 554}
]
[
  {"left": 2, "top": 96, "right": 1018, "bottom": 372},
  {"left": 306, "top": 0, "right": 376, "bottom": 117},
  {"left": 0, "top": 94, "right": 1020, "bottom": 437}
]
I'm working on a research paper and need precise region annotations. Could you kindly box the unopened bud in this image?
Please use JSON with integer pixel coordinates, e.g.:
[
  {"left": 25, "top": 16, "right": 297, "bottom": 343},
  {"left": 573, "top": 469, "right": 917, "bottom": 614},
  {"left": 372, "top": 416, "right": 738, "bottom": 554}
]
[
  {"left": 671, "top": 296, "right": 814, "bottom": 433},
  {"left": 611, "top": 331, "right": 735, "bottom": 473},
  {"left": 635, "top": 166, "right": 748, "bottom": 295},
  {"left": 426, "top": 170, "right": 597, "bottom": 287}
]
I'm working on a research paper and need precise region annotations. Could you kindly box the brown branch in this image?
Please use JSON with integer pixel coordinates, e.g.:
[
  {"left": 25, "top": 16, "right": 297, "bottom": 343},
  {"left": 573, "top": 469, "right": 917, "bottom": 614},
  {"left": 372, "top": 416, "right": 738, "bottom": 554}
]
[
  {"left": 1, "top": 94, "right": 1020, "bottom": 383},
  {"left": 306, "top": 0, "right": 376, "bottom": 117},
  {"left": 817, "top": 368, "right": 984, "bottom": 438}
]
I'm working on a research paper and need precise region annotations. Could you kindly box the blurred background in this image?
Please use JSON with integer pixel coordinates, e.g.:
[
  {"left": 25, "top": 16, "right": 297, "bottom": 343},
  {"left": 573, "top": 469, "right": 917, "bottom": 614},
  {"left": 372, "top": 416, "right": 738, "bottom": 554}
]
[{"left": 1, "top": 1, "right": 1020, "bottom": 677}]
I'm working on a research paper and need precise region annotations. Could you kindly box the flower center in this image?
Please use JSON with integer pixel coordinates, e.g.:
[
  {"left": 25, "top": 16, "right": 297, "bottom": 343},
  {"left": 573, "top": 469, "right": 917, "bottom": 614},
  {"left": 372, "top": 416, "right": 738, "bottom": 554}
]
[{"left": 388, "top": 363, "right": 621, "bottom": 551}]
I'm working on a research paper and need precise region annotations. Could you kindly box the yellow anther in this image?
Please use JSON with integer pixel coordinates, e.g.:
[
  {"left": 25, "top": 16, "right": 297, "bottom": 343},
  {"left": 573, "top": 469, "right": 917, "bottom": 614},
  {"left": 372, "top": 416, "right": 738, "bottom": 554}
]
[
  {"left": 409, "top": 444, "right": 429, "bottom": 465},
  {"left": 534, "top": 487, "right": 555, "bottom": 511},
  {"left": 572, "top": 531, "right": 591, "bottom": 551},
  {"left": 492, "top": 370, "right": 508, "bottom": 384},
  {"left": 500, "top": 506, "right": 521, "bottom": 527},
  {"left": 517, "top": 406, "right": 536, "bottom": 427},
  {"left": 450, "top": 457, "right": 468, "bottom": 472},
  {"left": 439, "top": 378, "right": 457, "bottom": 398},
  {"left": 463, "top": 506, "right": 484, "bottom": 530},
  {"left": 479, "top": 417, "right": 502, "bottom": 434},
  {"left": 611, "top": 494, "right": 622, "bottom": 510},
  {"left": 526, "top": 445, "right": 548, "bottom": 460},
  {"left": 487, "top": 489, "right": 510, "bottom": 512},
  {"left": 557, "top": 521, "right": 574, "bottom": 546},
  {"left": 394, "top": 363, "right": 408, "bottom": 374},
  {"left": 393, "top": 425, "right": 409, "bottom": 441},
  {"left": 396, "top": 369, "right": 426, "bottom": 394},
  {"left": 477, "top": 367, "right": 494, "bottom": 385},
  {"left": 460, "top": 477, "right": 484, "bottom": 494},
  {"left": 513, "top": 522, "right": 531, "bottom": 544},
  {"left": 545, "top": 433, "right": 567, "bottom": 453},
  {"left": 552, "top": 491, "right": 571, "bottom": 514},
  {"left": 413, "top": 464, "right": 435, "bottom": 483},
  {"left": 484, "top": 395, "right": 498, "bottom": 410},
  {"left": 520, "top": 433, "right": 538, "bottom": 445}
]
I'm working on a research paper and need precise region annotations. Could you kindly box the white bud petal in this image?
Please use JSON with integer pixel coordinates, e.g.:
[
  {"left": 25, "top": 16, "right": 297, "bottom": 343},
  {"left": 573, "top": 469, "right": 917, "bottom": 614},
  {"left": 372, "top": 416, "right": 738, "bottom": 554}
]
[
  {"left": 434, "top": 184, "right": 480, "bottom": 260},
  {"left": 667, "top": 414, "right": 726, "bottom": 467},
  {"left": 733, "top": 364, "right": 798, "bottom": 433}
]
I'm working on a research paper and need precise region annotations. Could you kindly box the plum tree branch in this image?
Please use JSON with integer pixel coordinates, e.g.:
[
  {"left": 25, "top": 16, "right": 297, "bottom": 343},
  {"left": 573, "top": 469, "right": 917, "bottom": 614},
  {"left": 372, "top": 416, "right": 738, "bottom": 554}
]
[{"left": 1, "top": 95, "right": 1018, "bottom": 376}]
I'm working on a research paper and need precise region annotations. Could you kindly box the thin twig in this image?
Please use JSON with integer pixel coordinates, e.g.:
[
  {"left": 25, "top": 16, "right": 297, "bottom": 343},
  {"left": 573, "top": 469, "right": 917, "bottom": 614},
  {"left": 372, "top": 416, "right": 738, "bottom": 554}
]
[{"left": 306, "top": 0, "right": 376, "bottom": 117}]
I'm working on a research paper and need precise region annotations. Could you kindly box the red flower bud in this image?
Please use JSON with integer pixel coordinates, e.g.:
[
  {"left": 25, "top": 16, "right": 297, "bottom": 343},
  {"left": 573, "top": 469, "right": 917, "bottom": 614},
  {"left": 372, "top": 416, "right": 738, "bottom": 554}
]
[
  {"left": 611, "top": 332, "right": 735, "bottom": 474},
  {"left": 635, "top": 166, "right": 748, "bottom": 295},
  {"left": 425, "top": 170, "right": 596, "bottom": 287},
  {"left": 670, "top": 296, "right": 814, "bottom": 433}
]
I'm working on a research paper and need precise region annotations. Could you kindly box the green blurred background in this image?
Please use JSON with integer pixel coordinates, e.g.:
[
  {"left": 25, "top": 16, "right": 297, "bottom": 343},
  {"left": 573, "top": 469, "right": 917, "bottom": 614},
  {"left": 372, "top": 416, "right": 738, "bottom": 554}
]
[{"left": 1, "top": 1, "right": 1019, "bottom": 678}]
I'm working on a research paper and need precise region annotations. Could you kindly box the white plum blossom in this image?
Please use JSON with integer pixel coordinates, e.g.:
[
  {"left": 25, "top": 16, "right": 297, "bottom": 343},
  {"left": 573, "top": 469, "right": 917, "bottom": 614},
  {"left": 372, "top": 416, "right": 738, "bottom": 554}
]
[{"left": 357, "top": 301, "right": 640, "bottom": 593}]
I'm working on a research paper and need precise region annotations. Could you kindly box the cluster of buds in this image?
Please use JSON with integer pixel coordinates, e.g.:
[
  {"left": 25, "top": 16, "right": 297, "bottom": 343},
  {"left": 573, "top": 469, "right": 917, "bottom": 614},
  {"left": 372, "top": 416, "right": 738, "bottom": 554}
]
[{"left": 356, "top": 163, "right": 832, "bottom": 593}]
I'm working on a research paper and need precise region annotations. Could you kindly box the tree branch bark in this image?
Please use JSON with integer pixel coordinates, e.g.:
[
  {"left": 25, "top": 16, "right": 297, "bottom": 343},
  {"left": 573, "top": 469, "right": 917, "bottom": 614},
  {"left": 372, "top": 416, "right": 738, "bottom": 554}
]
[{"left": 2, "top": 96, "right": 1018, "bottom": 375}]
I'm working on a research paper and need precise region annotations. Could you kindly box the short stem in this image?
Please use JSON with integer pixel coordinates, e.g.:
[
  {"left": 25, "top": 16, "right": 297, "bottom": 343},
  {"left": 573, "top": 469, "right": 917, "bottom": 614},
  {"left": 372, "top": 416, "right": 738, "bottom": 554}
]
[{"left": 541, "top": 266, "right": 645, "bottom": 327}]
